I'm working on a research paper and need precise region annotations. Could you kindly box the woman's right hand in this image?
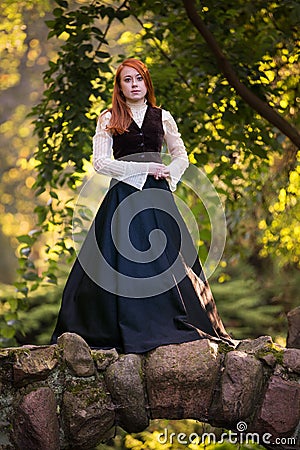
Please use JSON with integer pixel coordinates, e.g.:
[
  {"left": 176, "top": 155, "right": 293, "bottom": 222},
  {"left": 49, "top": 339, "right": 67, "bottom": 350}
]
[{"left": 148, "top": 163, "right": 170, "bottom": 180}]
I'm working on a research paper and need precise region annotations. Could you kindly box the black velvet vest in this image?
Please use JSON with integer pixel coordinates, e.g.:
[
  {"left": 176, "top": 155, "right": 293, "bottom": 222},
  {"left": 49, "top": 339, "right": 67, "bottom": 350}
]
[{"left": 112, "top": 106, "right": 164, "bottom": 163}]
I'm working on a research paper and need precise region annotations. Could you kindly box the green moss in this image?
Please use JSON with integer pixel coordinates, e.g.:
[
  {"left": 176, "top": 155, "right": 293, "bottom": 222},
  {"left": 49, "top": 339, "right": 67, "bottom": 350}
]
[
  {"left": 65, "top": 379, "right": 108, "bottom": 407},
  {"left": 10, "top": 347, "right": 31, "bottom": 358},
  {"left": 217, "top": 342, "right": 235, "bottom": 355},
  {"left": 67, "top": 380, "right": 87, "bottom": 395},
  {"left": 138, "top": 366, "right": 144, "bottom": 382},
  {"left": 256, "top": 343, "right": 284, "bottom": 365},
  {"left": 92, "top": 352, "right": 106, "bottom": 363},
  {"left": 91, "top": 349, "right": 118, "bottom": 371}
]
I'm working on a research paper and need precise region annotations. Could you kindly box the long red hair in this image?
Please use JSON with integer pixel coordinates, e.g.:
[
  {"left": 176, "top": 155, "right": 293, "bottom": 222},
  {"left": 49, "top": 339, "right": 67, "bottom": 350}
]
[{"left": 105, "top": 58, "right": 157, "bottom": 135}]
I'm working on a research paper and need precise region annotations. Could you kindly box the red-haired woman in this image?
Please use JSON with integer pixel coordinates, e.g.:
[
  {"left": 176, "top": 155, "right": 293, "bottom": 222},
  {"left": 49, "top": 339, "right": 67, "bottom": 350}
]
[{"left": 51, "top": 58, "right": 233, "bottom": 353}]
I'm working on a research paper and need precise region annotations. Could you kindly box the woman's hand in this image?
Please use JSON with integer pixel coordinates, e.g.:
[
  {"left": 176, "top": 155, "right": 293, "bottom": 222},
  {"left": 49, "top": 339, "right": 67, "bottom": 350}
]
[{"left": 148, "top": 163, "right": 170, "bottom": 180}]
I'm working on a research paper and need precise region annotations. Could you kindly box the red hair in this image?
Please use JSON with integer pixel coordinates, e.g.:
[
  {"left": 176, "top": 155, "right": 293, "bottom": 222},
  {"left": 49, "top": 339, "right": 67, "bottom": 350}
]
[{"left": 105, "top": 58, "right": 157, "bottom": 135}]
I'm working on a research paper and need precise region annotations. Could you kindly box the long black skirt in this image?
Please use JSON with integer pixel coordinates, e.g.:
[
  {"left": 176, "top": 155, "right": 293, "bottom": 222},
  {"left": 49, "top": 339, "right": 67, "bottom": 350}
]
[{"left": 51, "top": 176, "right": 232, "bottom": 353}]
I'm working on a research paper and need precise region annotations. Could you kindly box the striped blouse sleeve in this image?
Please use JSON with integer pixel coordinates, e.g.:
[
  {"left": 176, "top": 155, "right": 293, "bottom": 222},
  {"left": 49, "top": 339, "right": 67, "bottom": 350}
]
[
  {"left": 92, "top": 110, "right": 149, "bottom": 190},
  {"left": 162, "top": 110, "right": 189, "bottom": 191}
]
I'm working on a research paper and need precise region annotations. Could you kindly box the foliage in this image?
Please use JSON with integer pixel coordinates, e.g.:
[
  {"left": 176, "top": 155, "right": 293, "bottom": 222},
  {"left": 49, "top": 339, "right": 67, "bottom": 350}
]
[
  {"left": 0, "top": 281, "right": 61, "bottom": 346},
  {"left": 259, "top": 151, "right": 300, "bottom": 266},
  {"left": 95, "top": 420, "right": 266, "bottom": 450},
  {"left": 0, "top": 0, "right": 57, "bottom": 343},
  {"left": 128, "top": 0, "right": 299, "bottom": 261},
  {"left": 0, "top": 0, "right": 299, "bottom": 345},
  {"left": 0, "top": 0, "right": 50, "bottom": 91}
]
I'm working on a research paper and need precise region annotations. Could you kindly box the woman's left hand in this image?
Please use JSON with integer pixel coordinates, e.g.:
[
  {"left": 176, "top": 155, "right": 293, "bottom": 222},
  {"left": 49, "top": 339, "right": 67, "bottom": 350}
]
[{"left": 154, "top": 165, "right": 170, "bottom": 180}]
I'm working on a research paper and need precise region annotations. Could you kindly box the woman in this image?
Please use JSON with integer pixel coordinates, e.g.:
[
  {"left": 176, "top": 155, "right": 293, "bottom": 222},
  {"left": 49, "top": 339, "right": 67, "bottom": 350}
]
[{"left": 51, "top": 58, "right": 233, "bottom": 353}]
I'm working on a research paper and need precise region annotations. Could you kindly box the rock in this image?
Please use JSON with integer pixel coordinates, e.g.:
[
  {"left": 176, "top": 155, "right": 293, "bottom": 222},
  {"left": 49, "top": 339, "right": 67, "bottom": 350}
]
[
  {"left": 0, "top": 352, "right": 13, "bottom": 389},
  {"left": 221, "top": 351, "right": 264, "bottom": 423},
  {"left": 145, "top": 339, "right": 221, "bottom": 420},
  {"left": 252, "top": 375, "right": 300, "bottom": 438},
  {"left": 236, "top": 335, "right": 274, "bottom": 354},
  {"left": 13, "top": 387, "right": 60, "bottom": 450},
  {"left": 92, "top": 348, "right": 119, "bottom": 371},
  {"left": 57, "top": 333, "right": 95, "bottom": 377},
  {"left": 287, "top": 306, "right": 300, "bottom": 349},
  {"left": 13, "top": 346, "right": 58, "bottom": 386},
  {"left": 259, "top": 353, "right": 277, "bottom": 368},
  {"left": 105, "top": 354, "right": 149, "bottom": 432},
  {"left": 0, "top": 334, "right": 300, "bottom": 448},
  {"left": 61, "top": 378, "right": 115, "bottom": 449},
  {"left": 283, "top": 348, "right": 300, "bottom": 374},
  {"left": 0, "top": 349, "right": 10, "bottom": 358},
  {"left": 236, "top": 336, "right": 285, "bottom": 369}
]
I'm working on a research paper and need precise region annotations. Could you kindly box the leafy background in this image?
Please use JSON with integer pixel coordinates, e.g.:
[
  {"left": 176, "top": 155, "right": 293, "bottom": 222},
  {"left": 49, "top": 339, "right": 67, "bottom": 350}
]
[{"left": 0, "top": 0, "right": 299, "bottom": 448}]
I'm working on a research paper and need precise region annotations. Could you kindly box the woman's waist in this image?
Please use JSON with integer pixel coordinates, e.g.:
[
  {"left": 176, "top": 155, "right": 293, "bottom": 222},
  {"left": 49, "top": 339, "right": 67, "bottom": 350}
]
[
  {"left": 114, "top": 150, "right": 162, "bottom": 163},
  {"left": 110, "top": 175, "right": 170, "bottom": 191}
]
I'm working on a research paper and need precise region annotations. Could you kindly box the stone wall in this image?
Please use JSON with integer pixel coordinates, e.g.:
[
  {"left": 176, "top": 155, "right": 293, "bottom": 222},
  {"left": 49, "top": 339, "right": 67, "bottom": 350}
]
[{"left": 0, "top": 332, "right": 299, "bottom": 450}]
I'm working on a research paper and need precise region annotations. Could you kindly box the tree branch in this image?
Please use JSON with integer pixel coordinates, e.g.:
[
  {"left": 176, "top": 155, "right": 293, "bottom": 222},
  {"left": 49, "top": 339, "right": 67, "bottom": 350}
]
[
  {"left": 182, "top": 0, "right": 300, "bottom": 149},
  {"left": 127, "top": 5, "right": 192, "bottom": 90}
]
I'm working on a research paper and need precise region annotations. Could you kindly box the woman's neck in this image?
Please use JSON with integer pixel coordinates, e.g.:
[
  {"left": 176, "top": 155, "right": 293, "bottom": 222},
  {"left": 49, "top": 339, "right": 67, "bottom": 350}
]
[{"left": 126, "top": 98, "right": 147, "bottom": 109}]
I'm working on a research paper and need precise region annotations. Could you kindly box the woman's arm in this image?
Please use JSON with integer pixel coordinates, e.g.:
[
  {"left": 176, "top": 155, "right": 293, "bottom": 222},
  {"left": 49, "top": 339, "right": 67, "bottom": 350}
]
[
  {"left": 162, "top": 110, "right": 189, "bottom": 191},
  {"left": 92, "top": 111, "right": 157, "bottom": 190}
]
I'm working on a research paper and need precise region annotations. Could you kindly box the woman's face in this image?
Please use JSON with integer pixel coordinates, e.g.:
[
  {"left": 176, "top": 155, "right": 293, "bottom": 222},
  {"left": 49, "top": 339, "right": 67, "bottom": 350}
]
[{"left": 119, "top": 66, "right": 147, "bottom": 103}]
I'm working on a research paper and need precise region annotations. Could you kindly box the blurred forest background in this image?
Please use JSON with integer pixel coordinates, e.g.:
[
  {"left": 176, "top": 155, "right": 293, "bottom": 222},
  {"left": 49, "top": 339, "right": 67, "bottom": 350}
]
[{"left": 0, "top": 0, "right": 299, "bottom": 448}]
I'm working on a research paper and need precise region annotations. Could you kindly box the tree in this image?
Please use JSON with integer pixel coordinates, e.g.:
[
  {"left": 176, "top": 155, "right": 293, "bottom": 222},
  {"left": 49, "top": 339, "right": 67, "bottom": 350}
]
[
  {"left": 182, "top": 0, "right": 300, "bottom": 148},
  {"left": 1, "top": 0, "right": 299, "bottom": 344}
]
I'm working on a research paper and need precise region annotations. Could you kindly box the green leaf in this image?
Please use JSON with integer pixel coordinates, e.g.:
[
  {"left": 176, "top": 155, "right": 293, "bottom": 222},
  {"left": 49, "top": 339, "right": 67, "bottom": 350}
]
[
  {"left": 0, "top": 326, "right": 16, "bottom": 339},
  {"left": 50, "top": 190, "right": 59, "bottom": 199},
  {"left": 91, "top": 27, "right": 103, "bottom": 36},
  {"left": 194, "top": 152, "right": 209, "bottom": 165},
  {"left": 115, "top": 10, "right": 131, "bottom": 22},
  {"left": 46, "top": 273, "right": 58, "bottom": 284},
  {"left": 95, "top": 51, "right": 110, "bottom": 59},
  {"left": 4, "top": 312, "right": 18, "bottom": 323},
  {"left": 55, "top": 0, "right": 68, "bottom": 8},
  {"left": 251, "top": 147, "right": 267, "bottom": 158},
  {"left": 8, "top": 297, "right": 18, "bottom": 313},
  {"left": 23, "top": 272, "right": 40, "bottom": 281},
  {"left": 53, "top": 7, "right": 64, "bottom": 17},
  {"left": 100, "top": 6, "right": 115, "bottom": 20},
  {"left": 45, "top": 20, "right": 56, "bottom": 29},
  {"left": 17, "top": 235, "right": 35, "bottom": 246},
  {"left": 34, "top": 205, "right": 48, "bottom": 224},
  {"left": 200, "top": 229, "right": 212, "bottom": 241},
  {"left": 78, "top": 207, "right": 93, "bottom": 221}
]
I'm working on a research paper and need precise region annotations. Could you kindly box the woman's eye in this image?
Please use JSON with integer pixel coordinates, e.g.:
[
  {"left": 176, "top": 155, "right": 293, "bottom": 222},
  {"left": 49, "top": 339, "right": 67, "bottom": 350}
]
[
  {"left": 137, "top": 76, "right": 143, "bottom": 81},
  {"left": 124, "top": 78, "right": 131, "bottom": 82}
]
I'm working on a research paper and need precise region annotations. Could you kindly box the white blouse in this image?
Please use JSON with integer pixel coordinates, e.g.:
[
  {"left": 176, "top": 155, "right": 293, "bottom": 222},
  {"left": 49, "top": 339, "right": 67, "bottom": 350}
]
[{"left": 92, "top": 102, "right": 189, "bottom": 191}]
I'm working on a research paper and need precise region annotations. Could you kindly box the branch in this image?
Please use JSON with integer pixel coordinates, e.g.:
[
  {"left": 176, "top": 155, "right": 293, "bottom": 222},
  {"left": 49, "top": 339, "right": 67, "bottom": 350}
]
[
  {"left": 128, "top": 5, "right": 192, "bottom": 89},
  {"left": 182, "top": 0, "right": 300, "bottom": 149},
  {"left": 95, "top": 0, "right": 130, "bottom": 54}
]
